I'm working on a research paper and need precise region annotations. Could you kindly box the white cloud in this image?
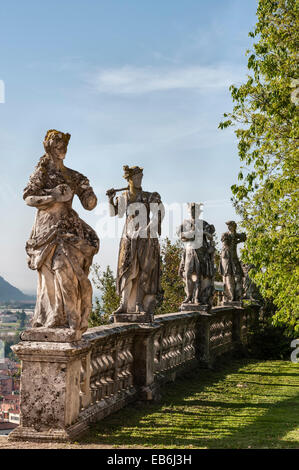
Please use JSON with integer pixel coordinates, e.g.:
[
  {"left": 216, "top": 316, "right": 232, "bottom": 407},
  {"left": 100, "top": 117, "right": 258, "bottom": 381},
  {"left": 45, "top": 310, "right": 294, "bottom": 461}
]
[{"left": 89, "top": 64, "right": 244, "bottom": 95}]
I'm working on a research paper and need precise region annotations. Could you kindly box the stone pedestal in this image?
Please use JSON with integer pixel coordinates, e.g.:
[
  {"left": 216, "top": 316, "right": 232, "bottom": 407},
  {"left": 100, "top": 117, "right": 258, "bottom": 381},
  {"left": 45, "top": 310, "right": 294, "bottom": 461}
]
[
  {"left": 222, "top": 300, "right": 243, "bottom": 307},
  {"left": 8, "top": 338, "right": 89, "bottom": 442},
  {"left": 114, "top": 313, "right": 154, "bottom": 324},
  {"left": 20, "top": 327, "right": 82, "bottom": 343},
  {"left": 196, "top": 312, "right": 213, "bottom": 366},
  {"left": 180, "top": 303, "right": 210, "bottom": 313}
]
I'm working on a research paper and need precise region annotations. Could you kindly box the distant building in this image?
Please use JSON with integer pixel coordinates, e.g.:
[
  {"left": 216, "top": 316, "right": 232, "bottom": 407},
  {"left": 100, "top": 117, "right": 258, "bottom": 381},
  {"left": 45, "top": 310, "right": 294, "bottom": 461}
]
[
  {"left": 0, "top": 375, "right": 14, "bottom": 395},
  {"left": 0, "top": 314, "right": 18, "bottom": 323},
  {"left": 0, "top": 394, "right": 20, "bottom": 414},
  {"left": 8, "top": 412, "right": 20, "bottom": 424}
]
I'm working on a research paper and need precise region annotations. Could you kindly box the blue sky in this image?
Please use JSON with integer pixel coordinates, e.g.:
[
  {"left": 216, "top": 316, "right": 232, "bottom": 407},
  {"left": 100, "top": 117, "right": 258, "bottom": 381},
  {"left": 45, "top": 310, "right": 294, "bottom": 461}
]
[{"left": 0, "top": 0, "right": 257, "bottom": 293}]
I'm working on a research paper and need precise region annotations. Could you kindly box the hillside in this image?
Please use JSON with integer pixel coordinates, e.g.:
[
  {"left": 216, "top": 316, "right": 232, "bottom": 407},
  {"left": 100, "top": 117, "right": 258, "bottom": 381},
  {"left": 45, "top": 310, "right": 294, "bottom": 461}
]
[{"left": 0, "top": 276, "right": 31, "bottom": 302}]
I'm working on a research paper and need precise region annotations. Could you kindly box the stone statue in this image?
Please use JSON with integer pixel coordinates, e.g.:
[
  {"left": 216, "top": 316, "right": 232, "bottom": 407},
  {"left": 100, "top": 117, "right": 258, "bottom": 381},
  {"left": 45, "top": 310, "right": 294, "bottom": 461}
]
[
  {"left": 106, "top": 165, "right": 164, "bottom": 320},
  {"left": 177, "top": 203, "right": 216, "bottom": 310},
  {"left": 200, "top": 220, "right": 216, "bottom": 306},
  {"left": 219, "top": 220, "right": 246, "bottom": 303},
  {"left": 23, "top": 130, "right": 99, "bottom": 336}
]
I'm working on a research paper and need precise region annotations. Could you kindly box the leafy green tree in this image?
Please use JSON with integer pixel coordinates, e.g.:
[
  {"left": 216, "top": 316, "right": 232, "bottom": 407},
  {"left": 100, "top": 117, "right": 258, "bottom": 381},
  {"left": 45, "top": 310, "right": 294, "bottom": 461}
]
[
  {"left": 16, "top": 310, "right": 26, "bottom": 329},
  {"left": 4, "top": 333, "right": 19, "bottom": 362},
  {"left": 219, "top": 0, "right": 299, "bottom": 334},
  {"left": 156, "top": 238, "right": 185, "bottom": 315},
  {"left": 89, "top": 264, "right": 120, "bottom": 327}
]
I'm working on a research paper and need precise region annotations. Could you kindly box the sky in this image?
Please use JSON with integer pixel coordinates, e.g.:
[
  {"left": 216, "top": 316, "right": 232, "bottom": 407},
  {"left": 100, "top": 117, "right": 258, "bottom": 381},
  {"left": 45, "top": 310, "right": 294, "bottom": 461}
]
[{"left": 0, "top": 0, "right": 258, "bottom": 294}]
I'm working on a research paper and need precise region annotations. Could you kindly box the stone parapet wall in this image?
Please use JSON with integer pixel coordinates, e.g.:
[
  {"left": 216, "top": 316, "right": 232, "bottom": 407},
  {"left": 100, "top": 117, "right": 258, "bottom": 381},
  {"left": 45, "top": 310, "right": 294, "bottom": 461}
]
[{"left": 9, "top": 305, "right": 259, "bottom": 442}]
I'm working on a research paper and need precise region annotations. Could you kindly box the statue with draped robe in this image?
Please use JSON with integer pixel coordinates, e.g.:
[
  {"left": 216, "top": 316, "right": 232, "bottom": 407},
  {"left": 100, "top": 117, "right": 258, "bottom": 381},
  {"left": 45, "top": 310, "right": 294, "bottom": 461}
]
[
  {"left": 106, "top": 165, "right": 164, "bottom": 318},
  {"left": 23, "top": 130, "right": 99, "bottom": 335}
]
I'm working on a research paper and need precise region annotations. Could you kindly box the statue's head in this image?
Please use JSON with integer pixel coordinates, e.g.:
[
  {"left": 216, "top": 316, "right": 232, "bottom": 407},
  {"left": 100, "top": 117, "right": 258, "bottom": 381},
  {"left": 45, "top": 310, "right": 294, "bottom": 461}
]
[
  {"left": 43, "top": 129, "right": 71, "bottom": 160},
  {"left": 187, "top": 202, "right": 203, "bottom": 220},
  {"left": 123, "top": 165, "right": 143, "bottom": 188},
  {"left": 226, "top": 220, "right": 237, "bottom": 233}
]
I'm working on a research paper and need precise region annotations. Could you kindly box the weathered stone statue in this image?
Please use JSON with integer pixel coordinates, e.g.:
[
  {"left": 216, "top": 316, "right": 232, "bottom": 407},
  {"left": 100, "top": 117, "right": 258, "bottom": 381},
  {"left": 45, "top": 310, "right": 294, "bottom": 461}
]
[
  {"left": 23, "top": 130, "right": 99, "bottom": 338},
  {"left": 178, "top": 203, "right": 216, "bottom": 310},
  {"left": 220, "top": 220, "right": 246, "bottom": 304},
  {"left": 200, "top": 220, "right": 216, "bottom": 306},
  {"left": 106, "top": 165, "right": 164, "bottom": 321}
]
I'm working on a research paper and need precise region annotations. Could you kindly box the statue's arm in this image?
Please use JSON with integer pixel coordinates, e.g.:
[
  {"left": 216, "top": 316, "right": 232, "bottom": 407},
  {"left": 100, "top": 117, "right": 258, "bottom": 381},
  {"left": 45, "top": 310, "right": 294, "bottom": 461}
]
[
  {"left": 236, "top": 232, "right": 247, "bottom": 243},
  {"left": 181, "top": 229, "right": 195, "bottom": 241},
  {"left": 24, "top": 194, "right": 55, "bottom": 208},
  {"left": 24, "top": 185, "right": 74, "bottom": 208},
  {"left": 106, "top": 190, "right": 118, "bottom": 217},
  {"left": 106, "top": 191, "right": 127, "bottom": 218},
  {"left": 76, "top": 175, "right": 97, "bottom": 211},
  {"left": 176, "top": 223, "right": 184, "bottom": 239},
  {"left": 178, "top": 252, "right": 185, "bottom": 277},
  {"left": 23, "top": 170, "right": 55, "bottom": 208},
  {"left": 179, "top": 220, "right": 196, "bottom": 241}
]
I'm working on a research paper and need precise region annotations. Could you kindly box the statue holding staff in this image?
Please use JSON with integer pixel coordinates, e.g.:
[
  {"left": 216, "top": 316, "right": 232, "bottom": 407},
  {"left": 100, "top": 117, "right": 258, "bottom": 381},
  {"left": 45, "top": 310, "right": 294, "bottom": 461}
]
[{"left": 106, "top": 165, "right": 164, "bottom": 318}]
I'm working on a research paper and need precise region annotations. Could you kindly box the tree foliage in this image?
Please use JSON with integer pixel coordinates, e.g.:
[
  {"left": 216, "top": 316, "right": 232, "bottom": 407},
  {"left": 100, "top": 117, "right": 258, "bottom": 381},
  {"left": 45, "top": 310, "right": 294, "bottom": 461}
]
[
  {"left": 219, "top": 0, "right": 299, "bottom": 334},
  {"left": 89, "top": 264, "right": 120, "bottom": 327},
  {"left": 156, "top": 238, "right": 185, "bottom": 315}
]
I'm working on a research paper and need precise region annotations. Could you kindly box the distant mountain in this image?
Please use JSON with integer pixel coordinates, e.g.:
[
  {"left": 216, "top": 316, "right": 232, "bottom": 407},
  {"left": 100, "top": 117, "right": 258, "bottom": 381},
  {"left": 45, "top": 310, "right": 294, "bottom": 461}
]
[{"left": 0, "top": 276, "right": 32, "bottom": 302}]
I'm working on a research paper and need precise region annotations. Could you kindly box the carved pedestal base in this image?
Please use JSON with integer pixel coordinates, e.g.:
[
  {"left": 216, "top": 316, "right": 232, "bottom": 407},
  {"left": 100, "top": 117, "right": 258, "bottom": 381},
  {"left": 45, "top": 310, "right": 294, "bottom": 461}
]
[
  {"left": 8, "top": 422, "right": 87, "bottom": 443},
  {"left": 114, "top": 313, "right": 154, "bottom": 323},
  {"left": 8, "top": 339, "right": 89, "bottom": 442},
  {"left": 180, "top": 303, "right": 211, "bottom": 313},
  {"left": 20, "top": 327, "right": 82, "bottom": 343}
]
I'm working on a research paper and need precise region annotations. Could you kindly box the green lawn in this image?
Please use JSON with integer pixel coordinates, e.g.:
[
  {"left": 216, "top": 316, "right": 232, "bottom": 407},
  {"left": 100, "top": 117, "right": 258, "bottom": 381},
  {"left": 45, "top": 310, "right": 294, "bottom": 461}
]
[{"left": 80, "top": 359, "right": 299, "bottom": 449}]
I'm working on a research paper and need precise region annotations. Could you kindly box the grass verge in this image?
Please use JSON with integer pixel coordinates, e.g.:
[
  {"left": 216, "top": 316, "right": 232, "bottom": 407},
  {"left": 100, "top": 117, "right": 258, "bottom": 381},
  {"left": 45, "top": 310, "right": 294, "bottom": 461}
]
[{"left": 80, "top": 359, "right": 299, "bottom": 449}]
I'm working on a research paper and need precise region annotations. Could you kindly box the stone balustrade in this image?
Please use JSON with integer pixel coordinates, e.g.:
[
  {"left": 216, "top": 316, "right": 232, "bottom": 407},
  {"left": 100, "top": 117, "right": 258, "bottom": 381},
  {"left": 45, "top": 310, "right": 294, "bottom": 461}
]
[
  {"left": 153, "top": 312, "right": 198, "bottom": 381},
  {"left": 9, "top": 305, "right": 258, "bottom": 443}
]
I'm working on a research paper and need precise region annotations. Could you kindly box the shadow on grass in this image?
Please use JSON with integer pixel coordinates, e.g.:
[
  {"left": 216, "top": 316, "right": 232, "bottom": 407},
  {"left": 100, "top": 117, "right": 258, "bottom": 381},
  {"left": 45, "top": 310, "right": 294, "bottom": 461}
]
[{"left": 80, "top": 359, "right": 299, "bottom": 449}]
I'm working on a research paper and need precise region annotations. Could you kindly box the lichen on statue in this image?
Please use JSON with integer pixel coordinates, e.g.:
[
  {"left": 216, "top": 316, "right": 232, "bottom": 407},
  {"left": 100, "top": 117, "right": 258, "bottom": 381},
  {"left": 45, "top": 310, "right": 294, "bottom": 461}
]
[{"left": 23, "top": 130, "right": 99, "bottom": 333}]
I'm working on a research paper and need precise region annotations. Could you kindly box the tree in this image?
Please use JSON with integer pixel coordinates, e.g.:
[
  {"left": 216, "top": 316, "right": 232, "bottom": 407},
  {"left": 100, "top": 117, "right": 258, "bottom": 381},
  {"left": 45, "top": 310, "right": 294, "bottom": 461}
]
[
  {"left": 156, "top": 238, "right": 185, "bottom": 315},
  {"left": 4, "top": 333, "right": 19, "bottom": 362},
  {"left": 88, "top": 264, "right": 120, "bottom": 327},
  {"left": 219, "top": 0, "right": 299, "bottom": 334},
  {"left": 16, "top": 310, "right": 26, "bottom": 329}
]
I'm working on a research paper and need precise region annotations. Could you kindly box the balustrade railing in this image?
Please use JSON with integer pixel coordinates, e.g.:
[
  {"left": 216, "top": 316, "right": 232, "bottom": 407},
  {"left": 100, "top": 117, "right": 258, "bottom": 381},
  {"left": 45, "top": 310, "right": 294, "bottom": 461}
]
[{"left": 10, "top": 305, "right": 259, "bottom": 443}]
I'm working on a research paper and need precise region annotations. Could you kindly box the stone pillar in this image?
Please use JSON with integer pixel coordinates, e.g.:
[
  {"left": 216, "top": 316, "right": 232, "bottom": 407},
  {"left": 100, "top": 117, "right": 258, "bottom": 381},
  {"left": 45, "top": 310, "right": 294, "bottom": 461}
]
[
  {"left": 232, "top": 307, "right": 242, "bottom": 345},
  {"left": 133, "top": 323, "right": 161, "bottom": 400},
  {"left": 196, "top": 312, "right": 212, "bottom": 367},
  {"left": 9, "top": 331, "right": 90, "bottom": 442}
]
